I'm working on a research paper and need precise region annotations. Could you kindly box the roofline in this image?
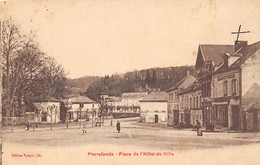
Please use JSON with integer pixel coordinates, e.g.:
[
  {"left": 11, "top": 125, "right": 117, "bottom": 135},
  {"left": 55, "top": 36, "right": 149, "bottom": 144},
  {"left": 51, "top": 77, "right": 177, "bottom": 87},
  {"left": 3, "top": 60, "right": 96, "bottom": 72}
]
[
  {"left": 199, "top": 45, "right": 205, "bottom": 61},
  {"left": 139, "top": 100, "right": 167, "bottom": 102},
  {"left": 72, "top": 102, "right": 97, "bottom": 104}
]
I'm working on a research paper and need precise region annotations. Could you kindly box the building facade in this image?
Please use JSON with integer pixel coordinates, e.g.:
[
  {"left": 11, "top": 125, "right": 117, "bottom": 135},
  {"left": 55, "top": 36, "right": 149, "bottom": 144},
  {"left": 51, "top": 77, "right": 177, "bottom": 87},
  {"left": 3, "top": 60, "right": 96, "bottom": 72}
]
[
  {"left": 196, "top": 40, "right": 260, "bottom": 131},
  {"left": 140, "top": 92, "right": 167, "bottom": 124},
  {"left": 33, "top": 97, "right": 61, "bottom": 124},
  {"left": 178, "top": 81, "right": 202, "bottom": 127},
  {"left": 166, "top": 71, "right": 196, "bottom": 126},
  {"left": 67, "top": 96, "right": 99, "bottom": 121}
]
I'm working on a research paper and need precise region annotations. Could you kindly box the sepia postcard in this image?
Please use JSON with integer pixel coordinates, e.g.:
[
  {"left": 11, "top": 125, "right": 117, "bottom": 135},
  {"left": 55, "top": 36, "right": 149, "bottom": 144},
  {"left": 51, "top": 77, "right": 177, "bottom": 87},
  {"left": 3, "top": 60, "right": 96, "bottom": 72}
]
[{"left": 0, "top": 0, "right": 260, "bottom": 165}]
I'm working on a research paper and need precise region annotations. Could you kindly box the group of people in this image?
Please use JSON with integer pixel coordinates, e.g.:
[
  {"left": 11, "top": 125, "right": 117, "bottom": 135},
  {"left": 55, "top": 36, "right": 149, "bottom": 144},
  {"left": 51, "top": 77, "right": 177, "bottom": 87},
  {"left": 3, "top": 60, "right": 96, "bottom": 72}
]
[{"left": 81, "top": 121, "right": 121, "bottom": 134}]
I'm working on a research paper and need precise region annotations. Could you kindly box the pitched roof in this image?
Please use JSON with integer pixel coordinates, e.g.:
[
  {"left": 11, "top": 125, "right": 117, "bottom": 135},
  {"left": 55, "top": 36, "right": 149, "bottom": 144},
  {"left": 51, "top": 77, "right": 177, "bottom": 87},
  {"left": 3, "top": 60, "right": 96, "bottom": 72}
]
[
  {"left": 242, "top": 83, "right": 260, "bottom": 111},
  {"left": 199, "top": 45, "right": 235, "bottom": 66},
  {"left": 70, "top": 96, "right": 96, "bottom": 104},
  {"left": 166, "top": 75, "right": 196, "bottom": 92},
  {"left": 140, "top": 92, "right": 167, "bottom": 102},
  {"left": 121, "top": 92, "right": 147, "bottom": 98},
  {"left": 32, "top": 96, "right": 61, "bottom": 102},
  {"left": 230, "top": 41, "right": 260, "bottom": 68},
  {"left": 108, "top": 96, "right": 121, "bottom": 102},
  {"left": 178, "top": 81, "right": 201, "bottom": 95},
  {"left": 243, "top": 83, "right": 260, "bottom": 99}
]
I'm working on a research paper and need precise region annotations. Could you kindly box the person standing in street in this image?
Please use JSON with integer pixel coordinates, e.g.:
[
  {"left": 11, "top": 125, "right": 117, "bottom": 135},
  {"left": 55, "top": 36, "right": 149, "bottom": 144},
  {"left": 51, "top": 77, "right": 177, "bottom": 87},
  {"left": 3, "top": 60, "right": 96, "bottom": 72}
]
[
  {"left": 196, "top": 120, "right": 203, "bottom": 136},
  {"left": 116, "top": 121, "right": 120, "bottom": 133},
  {"left": 82, "top": 123, "right": 87, "bottom": 134}
]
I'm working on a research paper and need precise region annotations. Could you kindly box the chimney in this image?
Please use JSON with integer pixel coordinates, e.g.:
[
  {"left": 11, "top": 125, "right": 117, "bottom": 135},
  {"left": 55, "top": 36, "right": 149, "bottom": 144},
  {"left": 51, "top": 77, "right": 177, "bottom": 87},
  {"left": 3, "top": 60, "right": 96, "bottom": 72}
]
[
  {"left": 225, "top": 53, "right": 242, "bottom": 67},
  {"left": 235, "top": 41, "right": 248, "bottom": 53}
]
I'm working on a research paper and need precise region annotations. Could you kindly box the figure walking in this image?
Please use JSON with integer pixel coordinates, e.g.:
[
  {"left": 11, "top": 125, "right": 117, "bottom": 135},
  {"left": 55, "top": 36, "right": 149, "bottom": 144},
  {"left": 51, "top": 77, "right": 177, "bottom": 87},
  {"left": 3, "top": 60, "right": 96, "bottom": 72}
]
[
  {"left": 82, "top": 123, "right": 87, "bottom": 134},
  {"left": 196, "top": 120, "right": 203, "bottom": 136},
  {"left": 116, "top": 121, "right": 120, "bottom": 133}
]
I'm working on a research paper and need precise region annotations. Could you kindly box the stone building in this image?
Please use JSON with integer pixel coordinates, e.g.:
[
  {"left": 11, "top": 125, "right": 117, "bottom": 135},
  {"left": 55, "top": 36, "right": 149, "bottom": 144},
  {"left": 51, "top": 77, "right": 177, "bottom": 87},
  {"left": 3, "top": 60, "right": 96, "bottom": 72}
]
[
  {"left": 139, "top": 92, "right": 167, "bottom": 124},
  {"left": 166, "top": 71, "right": 196, "bottom": 126},
  {"left": 196, "top": 40, "right": 260, "bottom": 131},
  {"left": 178, "top": 81, "right": 202, "bottom": 127},
  {"left": 67, "top": 96, "right": 98, "bottom": 121}
]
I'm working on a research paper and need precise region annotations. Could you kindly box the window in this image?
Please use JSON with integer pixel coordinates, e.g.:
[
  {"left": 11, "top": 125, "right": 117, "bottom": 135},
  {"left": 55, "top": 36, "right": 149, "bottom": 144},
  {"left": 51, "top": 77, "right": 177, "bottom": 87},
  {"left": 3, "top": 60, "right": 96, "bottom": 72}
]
[
  {"left": 231, "top": 79, "right": 237, "bottom": 95},
  {"left": 193, "top": 97, "right": 196, "bottom": 109},
  {"left": 207, "top": 83, "right": 211, "bottom": 97},
  {"left": 80, "top": 104, "right": 84, "bottom": 108},
  {"left": 190, "top": 98, "right": 192, "bottom": 109},
  {"left": 199, "top": 96, "right": 201, "bottom": 108},
  {"left": 223, "top": 81, "right": 228, "bottom": 96}
]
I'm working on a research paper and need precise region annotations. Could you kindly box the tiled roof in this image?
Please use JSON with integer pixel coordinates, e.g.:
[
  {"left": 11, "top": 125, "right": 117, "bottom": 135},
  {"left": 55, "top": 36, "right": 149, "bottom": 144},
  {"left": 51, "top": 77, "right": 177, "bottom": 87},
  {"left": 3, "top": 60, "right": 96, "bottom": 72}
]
[
  {"left": 178, "top": 81, "right": 201, "bottom": 95},
  {"left": 121, "top": 92, "right": 147, "bottom": 98},
  {"left": 230, "top": 41, "right": 260, "bottom": 68},
  {"left": 32, "top": 96, "right": 61, "bottom": 102},
  {"left": 108, "top": 97, "right": 121, "bottom": 102},
  {"left": 200, "top": 45, "right": 235, "bottom": 66},
  {"left": 166, "top": 75, "right": 196, "bottom": 92},
  {"left": 140, "top": 92, "right": 167, "bottom": 102},
  {"left": 70, "top": 96, "right": 96, "bottom": 104}
]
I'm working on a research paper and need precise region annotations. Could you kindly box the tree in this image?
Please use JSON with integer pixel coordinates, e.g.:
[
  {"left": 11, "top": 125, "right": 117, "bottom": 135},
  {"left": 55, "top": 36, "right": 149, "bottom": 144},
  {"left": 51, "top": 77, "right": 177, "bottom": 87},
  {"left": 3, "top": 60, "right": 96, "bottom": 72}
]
[{"left": 1, "top": 19, "right": 67, "bottom": 132}]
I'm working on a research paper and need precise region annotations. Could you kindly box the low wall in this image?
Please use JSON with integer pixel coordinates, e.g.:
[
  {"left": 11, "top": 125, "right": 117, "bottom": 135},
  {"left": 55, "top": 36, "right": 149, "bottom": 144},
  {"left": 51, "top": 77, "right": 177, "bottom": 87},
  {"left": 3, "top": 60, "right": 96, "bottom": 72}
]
[{"left": 112, "top": 113, "right": 140, "bottom": 119}]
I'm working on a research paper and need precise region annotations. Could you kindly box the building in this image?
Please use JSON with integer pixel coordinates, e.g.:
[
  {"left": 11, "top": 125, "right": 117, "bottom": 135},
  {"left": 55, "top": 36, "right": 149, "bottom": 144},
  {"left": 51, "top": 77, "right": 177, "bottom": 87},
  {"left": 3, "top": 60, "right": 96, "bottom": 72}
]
[
  {"left": 211, "top": 41, "right": 260, "bottom": 130},
  {"left": 107, "top": 96, "right": 122, "bottom": 113},
  {"left": 139, "top": 92, "right": 167, "bottom": 124},
  {"left": 242, "top": 83, "right": 260, "bottom": 131},
  {"left": 166, "top": 71, "right": 196, "bottom": 126},
  {"left": 196, "top": 40, "right": 260, "bottom": 131},
  {"left": 178, "top": 81, "right": 202, "bottom": 127},
  {"left": 33, "top": 96, "right": 61, "bottom": 124},
  {"left": 67, "top": 96, "right": 98, "bottom": 121},
  {"left": 195, "top": 44, "right": 235, "bottom": 127},
  {"left": 120, "top": 92, "right": 148, "bottom": 113}
]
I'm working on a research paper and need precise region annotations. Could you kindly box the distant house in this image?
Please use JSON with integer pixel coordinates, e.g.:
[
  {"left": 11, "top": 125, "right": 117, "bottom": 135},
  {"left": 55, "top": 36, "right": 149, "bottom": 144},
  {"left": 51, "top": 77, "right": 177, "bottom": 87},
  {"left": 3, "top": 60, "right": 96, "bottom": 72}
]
[
  {"left": 120, "top": 92, "right": 148, "bottom": 113},
  {"left": 33, "top": 96, "right": 62, "bottom": 124},
  {"left": 166, "top": 71, "right": 196, "bottom": 126},
  {"left": 67, "top": 96, "right": 99, "bottom": 121},
  {"left": 107, "top": 96, "right": 122, "bottom": 113},
  {"left": 140, "top": 92, "right": 168, "bottom": 124}
]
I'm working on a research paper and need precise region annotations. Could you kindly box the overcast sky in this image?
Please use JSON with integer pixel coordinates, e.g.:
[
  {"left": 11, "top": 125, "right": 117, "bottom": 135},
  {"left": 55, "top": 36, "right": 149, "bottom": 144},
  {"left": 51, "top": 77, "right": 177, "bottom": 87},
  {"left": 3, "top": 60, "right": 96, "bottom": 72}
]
[{"left": 1, "top": 0, "right": 260, "bottom": 78}]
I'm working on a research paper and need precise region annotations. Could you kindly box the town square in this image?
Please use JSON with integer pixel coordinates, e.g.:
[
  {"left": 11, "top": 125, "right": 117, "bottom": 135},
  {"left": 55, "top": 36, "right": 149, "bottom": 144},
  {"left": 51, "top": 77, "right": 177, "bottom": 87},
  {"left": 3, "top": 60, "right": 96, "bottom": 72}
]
[{"left": 1, "top": 0, "right": 260, "bottom": 165}]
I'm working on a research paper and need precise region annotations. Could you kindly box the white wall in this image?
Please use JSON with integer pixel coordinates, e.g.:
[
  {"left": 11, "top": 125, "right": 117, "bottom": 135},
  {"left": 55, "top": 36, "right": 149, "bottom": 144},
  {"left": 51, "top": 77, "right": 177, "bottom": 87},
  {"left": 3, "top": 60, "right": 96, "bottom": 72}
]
[
  {"left": 140, "top": 102, "right": 167, "bottom": 123},
  {"left": 241, "top": 49, "right": 260, "bottom": 96},
  {"left": 34, "top": 102, "right": 60, "bottom": 123}
]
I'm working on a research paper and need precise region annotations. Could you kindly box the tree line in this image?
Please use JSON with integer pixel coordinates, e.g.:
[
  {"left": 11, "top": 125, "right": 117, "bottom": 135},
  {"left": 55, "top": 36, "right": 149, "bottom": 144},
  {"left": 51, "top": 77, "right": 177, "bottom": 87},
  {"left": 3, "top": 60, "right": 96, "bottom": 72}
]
[
  {"left": 1, "top": 18, "right": 66, "bottom": 117},
  {"left": 84, "top": 66, "right": 196, "bottom": 102}
]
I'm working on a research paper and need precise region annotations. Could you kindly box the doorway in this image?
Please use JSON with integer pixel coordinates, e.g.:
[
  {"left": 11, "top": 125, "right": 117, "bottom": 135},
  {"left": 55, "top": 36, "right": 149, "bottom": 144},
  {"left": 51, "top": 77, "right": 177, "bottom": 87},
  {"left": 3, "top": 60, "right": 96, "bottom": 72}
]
[
  {"left": 232, "top": 105, "right": 239, "bottom": 130},
  {"left": 155, "top": 115, "right": 158, "bottom": 123}
]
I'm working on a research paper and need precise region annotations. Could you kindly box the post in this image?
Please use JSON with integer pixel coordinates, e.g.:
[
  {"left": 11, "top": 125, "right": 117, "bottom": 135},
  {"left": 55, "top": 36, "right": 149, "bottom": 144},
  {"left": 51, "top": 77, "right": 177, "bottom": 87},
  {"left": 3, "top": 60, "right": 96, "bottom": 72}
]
[
  {"left": 79, "top": 107, "right": 82, "bottom": 129},
  {"left": 33, "top": 112, "right": 35, "bottom": 131},
  {"left": 92, "top": 109, "right": 94, "bottom": 127},
  {"left": 11, "top": 104, "right": 14, "bottom": 133},
  {"left": 50, "top": 108, "right": 53, "bottom": 130},
  {"left": 66, "top": 113, "right": 69, "bottom": 129}
]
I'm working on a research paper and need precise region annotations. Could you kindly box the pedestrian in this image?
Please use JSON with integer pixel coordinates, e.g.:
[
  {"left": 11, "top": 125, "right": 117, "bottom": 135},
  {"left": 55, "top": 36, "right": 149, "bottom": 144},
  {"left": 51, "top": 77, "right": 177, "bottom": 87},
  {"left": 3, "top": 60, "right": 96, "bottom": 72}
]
[
  {"left": 25, "top": 123, "right": 28, "bottom": 131},
  {"left": 116, "top": 121, "right": 120, "bottom": 133},
  {"left": 27, "top": 122, "right": 30, "bottom": 131},
  {"left": 196, "top": 120, "right": 203, "bottom": 136},
  {"left": 82, "top": 123, "right": 87, "bottom": 134}
]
